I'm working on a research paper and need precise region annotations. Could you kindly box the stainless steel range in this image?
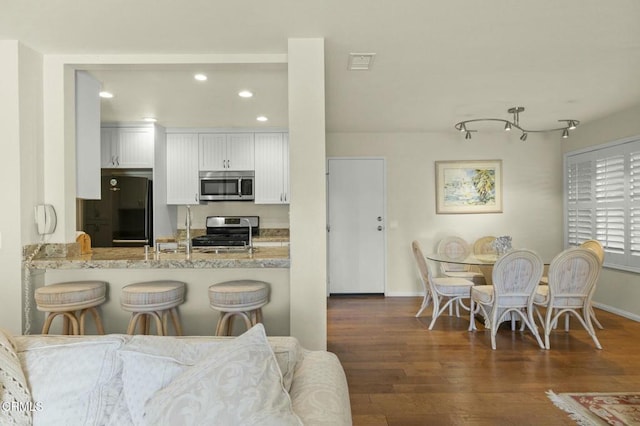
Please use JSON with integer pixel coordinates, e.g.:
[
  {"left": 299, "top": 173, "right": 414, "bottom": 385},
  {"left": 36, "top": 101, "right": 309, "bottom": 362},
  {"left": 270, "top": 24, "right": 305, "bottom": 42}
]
[{"left": 191, "top": 216, "right": 259, "bottom": 250}]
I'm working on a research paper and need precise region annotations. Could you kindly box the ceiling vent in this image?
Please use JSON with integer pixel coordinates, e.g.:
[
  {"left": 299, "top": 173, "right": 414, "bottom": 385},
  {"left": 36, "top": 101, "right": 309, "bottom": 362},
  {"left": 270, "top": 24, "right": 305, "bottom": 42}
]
[{"left": 348, "top": 53, "right": 376, "bottom": 70}]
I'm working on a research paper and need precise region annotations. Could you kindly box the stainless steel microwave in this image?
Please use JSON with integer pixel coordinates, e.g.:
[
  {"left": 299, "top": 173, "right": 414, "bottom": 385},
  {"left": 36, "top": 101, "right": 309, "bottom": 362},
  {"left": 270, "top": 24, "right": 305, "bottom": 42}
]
[{"left": 199, "top": 171, "right": 255, "bottom": 201}]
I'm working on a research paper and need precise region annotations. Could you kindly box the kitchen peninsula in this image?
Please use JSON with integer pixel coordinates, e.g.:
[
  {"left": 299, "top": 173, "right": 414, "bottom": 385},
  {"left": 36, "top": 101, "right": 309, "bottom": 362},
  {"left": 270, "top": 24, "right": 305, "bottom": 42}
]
[{"left": 24, "top": 243, "right": 290, "bottom": 337}]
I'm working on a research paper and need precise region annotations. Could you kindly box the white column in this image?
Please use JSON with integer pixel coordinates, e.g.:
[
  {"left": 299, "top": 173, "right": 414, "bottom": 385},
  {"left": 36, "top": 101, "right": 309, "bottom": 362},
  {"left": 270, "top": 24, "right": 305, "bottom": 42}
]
[
  {"left": 0, "top": 41, "right": 44, "bottom": 333},
  {"left": 288, "top": 38, "right": 327, "bottom": 350}
]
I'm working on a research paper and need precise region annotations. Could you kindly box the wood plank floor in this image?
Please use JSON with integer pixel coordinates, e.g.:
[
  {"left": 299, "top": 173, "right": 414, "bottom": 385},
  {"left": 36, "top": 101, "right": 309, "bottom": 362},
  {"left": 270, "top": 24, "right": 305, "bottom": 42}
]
[{"left": 327, "top": 295, "right": 640, "bottom": 426}]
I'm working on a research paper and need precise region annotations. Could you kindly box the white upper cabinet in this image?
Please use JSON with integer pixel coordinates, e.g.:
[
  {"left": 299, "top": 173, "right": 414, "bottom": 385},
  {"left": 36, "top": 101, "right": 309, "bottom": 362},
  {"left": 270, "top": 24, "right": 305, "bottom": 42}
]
[
  {"left": 199, "top": 133, "right": 254, "bottom": 171},
  {"left": 100, "top": 128, "right": 117, "bottom": 168},
  {"left": 75, "top": 71, "right": 102, "bottom": 199},
  {"left": 254, "top": 132, "right": 290, "bottom": 204},
  {"left": 101, "top": 126, "right": 154, "bottom": 168},
  {"left": 166, "top": 133, "right": 200, "bottom": 205}
]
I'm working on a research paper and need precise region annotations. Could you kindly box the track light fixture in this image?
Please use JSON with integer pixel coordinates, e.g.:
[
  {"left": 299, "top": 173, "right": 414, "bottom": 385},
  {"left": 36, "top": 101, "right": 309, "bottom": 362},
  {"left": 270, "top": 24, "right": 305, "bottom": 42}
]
[{"left": 454, "top": 106, "right": 579, "bottom": 141}]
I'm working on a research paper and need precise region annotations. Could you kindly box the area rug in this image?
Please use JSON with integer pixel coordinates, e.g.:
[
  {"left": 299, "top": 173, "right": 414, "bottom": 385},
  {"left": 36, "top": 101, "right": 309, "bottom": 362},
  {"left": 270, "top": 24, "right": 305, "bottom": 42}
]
[{"left": 547, "top": 390, "right": 640, "bottom": 425}]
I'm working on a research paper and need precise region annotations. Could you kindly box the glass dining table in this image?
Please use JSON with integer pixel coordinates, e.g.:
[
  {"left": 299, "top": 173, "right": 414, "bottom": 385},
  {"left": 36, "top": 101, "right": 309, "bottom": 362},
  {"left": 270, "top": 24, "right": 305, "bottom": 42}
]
[
  {"left": 426, "top": 251, "right": 550, "bottom": 329},
  {"left": 425, "top": 253, "right": 500, "bottom": 285},
  {"left": 425, "top": 252, "right": 550, "bottom": 285}
]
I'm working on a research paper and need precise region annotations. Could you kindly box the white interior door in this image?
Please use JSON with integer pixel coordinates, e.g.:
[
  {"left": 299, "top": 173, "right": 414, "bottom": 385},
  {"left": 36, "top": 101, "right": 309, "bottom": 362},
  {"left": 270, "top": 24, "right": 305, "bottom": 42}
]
[{"left": 328, "top": 158, "right": 386, "bottom": 294}]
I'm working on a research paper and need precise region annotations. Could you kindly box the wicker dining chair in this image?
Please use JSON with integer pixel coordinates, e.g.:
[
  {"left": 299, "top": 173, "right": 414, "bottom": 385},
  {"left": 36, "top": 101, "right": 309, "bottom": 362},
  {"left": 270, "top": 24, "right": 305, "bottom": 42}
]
[
  {"left": 580, "top": 239, "right": 605, "bottom": 329},
  {"left": 412, "top": 241, "right": 474, "bottom": 330},
  {"left": 437, "top": 236, "right": 484, "bottom": 284},
  {"left": 473, "top": 236, "right": 497, "bottom": 256},
  {"left": 469, "top": 249, "right": 545, "bottom": 350},
  {"left": 534, "top": 247, "right": 602, "bottom": 350}
]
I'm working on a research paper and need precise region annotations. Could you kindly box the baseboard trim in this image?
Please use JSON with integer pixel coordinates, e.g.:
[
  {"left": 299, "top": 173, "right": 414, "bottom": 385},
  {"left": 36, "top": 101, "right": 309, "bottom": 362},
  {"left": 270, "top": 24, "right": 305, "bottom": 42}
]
[
  {"left": 385, "top": 291, "right": 422, "bottom": 297},
  {"left": 592, "top": 302, "right": 640, "bottom": 322}
]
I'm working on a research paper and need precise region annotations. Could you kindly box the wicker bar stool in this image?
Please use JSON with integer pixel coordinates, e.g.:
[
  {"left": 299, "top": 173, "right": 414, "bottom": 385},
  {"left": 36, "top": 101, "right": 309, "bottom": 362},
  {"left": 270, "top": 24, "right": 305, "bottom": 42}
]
[
  {"left": 208, "top": 280, "right": 270, "bottom": 336},
  {"left": 121, "top": 280, "right": 185, "bottom": 336},
  {"left": 35, "top": 281, "right": 107, "bottom": 335}
]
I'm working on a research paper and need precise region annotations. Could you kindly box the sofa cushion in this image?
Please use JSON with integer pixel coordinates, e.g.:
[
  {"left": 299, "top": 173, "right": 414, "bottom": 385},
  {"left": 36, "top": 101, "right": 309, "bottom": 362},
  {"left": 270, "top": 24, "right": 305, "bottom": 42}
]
[{"left": 144, "top": 324, "right": 302, "bottom": 426}]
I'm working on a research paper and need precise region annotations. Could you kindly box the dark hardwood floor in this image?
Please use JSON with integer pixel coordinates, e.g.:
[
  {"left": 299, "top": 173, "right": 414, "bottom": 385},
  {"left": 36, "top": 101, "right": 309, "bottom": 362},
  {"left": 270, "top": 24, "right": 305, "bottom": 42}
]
[{"left": 327, "top": 295, "right": 640, "bottom": 426}]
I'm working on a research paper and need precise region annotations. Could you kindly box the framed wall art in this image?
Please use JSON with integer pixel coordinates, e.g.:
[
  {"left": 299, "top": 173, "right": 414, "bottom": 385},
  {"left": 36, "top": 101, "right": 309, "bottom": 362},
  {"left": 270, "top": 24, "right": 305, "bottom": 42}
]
[{"left": 435, "top": 159, "right": 502, "bottom": 214}]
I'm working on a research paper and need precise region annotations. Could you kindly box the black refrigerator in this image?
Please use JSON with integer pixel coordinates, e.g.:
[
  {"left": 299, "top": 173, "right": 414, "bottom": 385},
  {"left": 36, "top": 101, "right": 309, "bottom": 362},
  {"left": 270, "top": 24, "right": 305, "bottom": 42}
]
[{"left": 81, "top": 174, "right": 153, "bottom": 247}]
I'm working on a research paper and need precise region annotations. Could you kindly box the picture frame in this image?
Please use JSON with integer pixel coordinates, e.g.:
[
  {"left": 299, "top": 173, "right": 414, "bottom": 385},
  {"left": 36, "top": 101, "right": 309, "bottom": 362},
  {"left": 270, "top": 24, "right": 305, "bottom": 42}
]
[{"left": 435, "top": 159, "right": 502, "bottom": 214}]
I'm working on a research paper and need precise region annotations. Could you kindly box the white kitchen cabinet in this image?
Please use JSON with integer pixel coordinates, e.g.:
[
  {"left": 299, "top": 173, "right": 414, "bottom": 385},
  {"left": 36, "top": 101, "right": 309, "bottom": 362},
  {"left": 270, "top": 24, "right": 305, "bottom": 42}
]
[
  {"left": 76, "top": 71, "right": 102, "bottom": 199},
  {"left": 166, "top": 133, "right": 200, "bottom": 205},
  {"left": 254, "top": 133, "right": 290, "bottom": 204},
  {"left": 101, "top": 126, "right": 154, "bottom": 168},
  {"left": 199, "top": 133, "right": 254, "bottom": 171}
]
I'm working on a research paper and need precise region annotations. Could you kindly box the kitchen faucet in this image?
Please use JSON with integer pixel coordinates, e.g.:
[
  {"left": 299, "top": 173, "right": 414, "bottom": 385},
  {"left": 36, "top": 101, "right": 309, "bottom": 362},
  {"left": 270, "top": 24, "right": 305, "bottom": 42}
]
[
  {"left": 241, "top": 217, "right": 253, "bottom": 254},
  {"left": 185, "top": 205, "right": 192, "bottom": 258}
]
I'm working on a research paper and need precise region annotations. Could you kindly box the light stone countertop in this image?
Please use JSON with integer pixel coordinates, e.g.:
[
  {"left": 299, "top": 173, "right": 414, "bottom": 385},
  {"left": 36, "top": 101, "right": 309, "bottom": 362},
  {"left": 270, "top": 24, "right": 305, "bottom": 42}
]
[{"left": 27, "top": 246, "right": 290, "bottom": 270}]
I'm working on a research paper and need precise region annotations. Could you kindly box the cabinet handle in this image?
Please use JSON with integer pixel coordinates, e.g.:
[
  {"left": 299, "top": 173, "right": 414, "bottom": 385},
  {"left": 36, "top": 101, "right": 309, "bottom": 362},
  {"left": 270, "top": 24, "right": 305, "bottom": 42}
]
[
  {"left": 115, "top": 156, "right": 120, "bottom": 167},
  {"left": 195, "top": 193, "right": 198, "bottom": 202}
]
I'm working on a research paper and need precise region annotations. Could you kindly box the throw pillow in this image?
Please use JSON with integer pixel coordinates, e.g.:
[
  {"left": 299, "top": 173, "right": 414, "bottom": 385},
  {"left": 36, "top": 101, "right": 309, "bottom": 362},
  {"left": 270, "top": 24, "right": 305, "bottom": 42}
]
[{"left": 144, "top": 324, "right": 302, "bottom": 426}]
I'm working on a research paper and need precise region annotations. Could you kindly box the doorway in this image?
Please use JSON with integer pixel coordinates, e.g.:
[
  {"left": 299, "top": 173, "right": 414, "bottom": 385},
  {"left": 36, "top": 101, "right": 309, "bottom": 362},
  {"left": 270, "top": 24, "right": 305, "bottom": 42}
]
[{"left": 327, "top": 158, "right": 386, "bottom": 294}]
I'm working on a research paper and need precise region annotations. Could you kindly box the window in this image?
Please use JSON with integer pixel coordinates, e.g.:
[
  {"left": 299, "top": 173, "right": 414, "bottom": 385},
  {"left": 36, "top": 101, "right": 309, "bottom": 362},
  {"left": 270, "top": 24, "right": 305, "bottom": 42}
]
[{"left": 565, "top": 136, "right": 640, "bottom": 271}]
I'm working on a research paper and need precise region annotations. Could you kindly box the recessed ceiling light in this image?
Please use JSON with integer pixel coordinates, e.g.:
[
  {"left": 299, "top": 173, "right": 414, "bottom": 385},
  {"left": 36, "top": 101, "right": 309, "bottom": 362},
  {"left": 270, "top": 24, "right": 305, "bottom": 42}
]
[
  {"left": 194, "top": 73, "right": 207, "bottom": 81},
  {"left": 238, "top": 90, "right": 253, "bottom": 98},
  {"left": 143, "top": 117, "right": 157, "bottom": 122},
  {"left": 256, "top": 116, "right": 268, "bottom": 122},
  {"left": 99, "top": 91, "right": 114, "bottom": 98}
]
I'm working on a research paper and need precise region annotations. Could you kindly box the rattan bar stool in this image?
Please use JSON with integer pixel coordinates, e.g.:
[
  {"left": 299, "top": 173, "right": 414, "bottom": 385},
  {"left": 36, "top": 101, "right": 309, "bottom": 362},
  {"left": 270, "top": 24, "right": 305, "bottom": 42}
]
[
  {"left": 35, "top": 281, "right": 107, "bottom": 335},
  {"left": 208, "top": 280, "right": 270, "bottom": 336},
  {"left": 120, "top": 280, "right": 186, "bottom": 336}
]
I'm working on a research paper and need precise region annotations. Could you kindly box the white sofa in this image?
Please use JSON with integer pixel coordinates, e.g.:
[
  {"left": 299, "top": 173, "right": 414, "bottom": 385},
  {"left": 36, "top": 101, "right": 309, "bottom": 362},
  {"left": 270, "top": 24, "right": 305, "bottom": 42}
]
[{"left": 0, "top": 324, "right": 351, "bottom": 425}]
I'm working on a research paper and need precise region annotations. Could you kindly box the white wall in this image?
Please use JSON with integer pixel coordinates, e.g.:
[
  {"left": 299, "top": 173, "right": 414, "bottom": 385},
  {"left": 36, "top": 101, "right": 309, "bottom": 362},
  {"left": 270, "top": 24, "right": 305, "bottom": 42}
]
[
  {"left": 327, "top": 130, "right": 564, "bottom": 296},
  {"left": 0, "top": 41, "right": 23, "bottom": 333},
  {"left": 562, "top": 104, "right": 640, "bottom": 319},
  {"left": 0, "top": 42, "right": 43, "bottom": 333}
]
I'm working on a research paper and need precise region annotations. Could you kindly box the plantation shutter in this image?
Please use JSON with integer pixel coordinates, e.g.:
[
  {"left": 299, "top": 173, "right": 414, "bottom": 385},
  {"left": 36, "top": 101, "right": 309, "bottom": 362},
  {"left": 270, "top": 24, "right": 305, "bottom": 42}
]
[
  {"left": 566, "top": 157, "right": 593, "bottom": 246},
  {"left": 629, "top": 150, "right": 640, "bottom": 265},
  {"left": 565, "top": 137, "right": 640, "bottom": 271}
]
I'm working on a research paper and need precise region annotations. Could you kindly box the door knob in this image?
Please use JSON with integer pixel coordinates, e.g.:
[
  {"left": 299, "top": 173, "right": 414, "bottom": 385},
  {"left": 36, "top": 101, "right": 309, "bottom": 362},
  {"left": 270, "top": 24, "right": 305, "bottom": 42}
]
[
  {"left": 377, "top": 226, "right": 383, "bottom": 231},
  {"left": 377, "top": 216, "right": 383, "bottom": 221}
]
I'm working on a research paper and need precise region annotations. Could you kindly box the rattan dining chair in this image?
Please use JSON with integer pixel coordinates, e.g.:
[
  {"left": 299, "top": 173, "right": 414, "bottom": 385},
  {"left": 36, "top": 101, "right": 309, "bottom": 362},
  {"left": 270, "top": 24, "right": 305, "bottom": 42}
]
[
  {"left": 412, "top": 241, "right": 474, "bottom": 330},
  {"left": 473, "top": 236, "right": 497, "bottom": 256},
  {"left": 534, "top": 247, "right": 602, "bottom": 350},
  {"left": 580, "top": 239, "right": 605, "bottom": 329},
  {"left": 437, "top": 236, "right": 484, "bottom": 284},
  {"left": 469, "top": 249, "right": 545, "bottom": 350},
  {"left": 540, "top": 239, "right": 605, "bottom": 330}
]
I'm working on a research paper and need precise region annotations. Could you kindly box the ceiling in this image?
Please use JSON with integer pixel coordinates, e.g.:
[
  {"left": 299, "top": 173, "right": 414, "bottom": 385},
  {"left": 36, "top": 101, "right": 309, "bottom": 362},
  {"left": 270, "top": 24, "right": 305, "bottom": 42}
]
[{"left": 2, "top": 0, "right": 640, "bottom": 133}]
